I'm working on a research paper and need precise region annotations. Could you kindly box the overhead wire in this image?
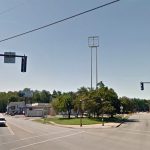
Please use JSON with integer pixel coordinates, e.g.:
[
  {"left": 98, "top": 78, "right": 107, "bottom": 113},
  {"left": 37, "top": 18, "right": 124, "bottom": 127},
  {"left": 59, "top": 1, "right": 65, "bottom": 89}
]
[{"left": 0, "top": 0, "right": 120, "bottom": 43}]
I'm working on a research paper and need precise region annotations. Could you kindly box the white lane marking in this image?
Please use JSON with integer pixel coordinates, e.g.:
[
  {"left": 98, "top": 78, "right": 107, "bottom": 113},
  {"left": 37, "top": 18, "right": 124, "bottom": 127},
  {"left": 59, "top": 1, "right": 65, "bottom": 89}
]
[
  {"left": 116, "top": 130, "right": 150, "bottom": 136},
  {"left": 85, "top": 129, "right": 150, "bottom": 138},
  {"left": 7, "top": 123, "right": 15, "bottom": 135},
  {"left": 11, "top": 131, "right": 84, "bottom": 150},
  {"left": 0, "top": 134, "right": 14, "bottom": 137},
  {"left": 8, "top": 122, "right": 33, "bottom": 134},
  {"left": 121, "top": 128, "right": 150, "bottom": 133},
  {"left": 0, "top": 129, "right": 74, "bottom": 146}
]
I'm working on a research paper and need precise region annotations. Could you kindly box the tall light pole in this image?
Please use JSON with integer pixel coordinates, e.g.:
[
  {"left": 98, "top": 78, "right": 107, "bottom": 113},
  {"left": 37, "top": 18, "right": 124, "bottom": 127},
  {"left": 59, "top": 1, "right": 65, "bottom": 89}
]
[
  {"left": 96, "top": 46, "right": 98, "bottom": 89},
  {"left": 91, "top": 46, "right": 93, "bottom": 90},
  {"left": 88, "top": 36, "right": 99, "bottom": 90}
]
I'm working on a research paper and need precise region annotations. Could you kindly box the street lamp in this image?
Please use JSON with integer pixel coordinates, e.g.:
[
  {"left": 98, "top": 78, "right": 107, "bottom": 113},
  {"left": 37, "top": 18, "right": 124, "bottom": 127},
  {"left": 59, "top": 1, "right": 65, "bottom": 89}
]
[
  {"left": 101, "top": 98, "right": 104, "bottom": 126},
  {"left": 80, "top": 100, "right": 83, "bottom": 127}
]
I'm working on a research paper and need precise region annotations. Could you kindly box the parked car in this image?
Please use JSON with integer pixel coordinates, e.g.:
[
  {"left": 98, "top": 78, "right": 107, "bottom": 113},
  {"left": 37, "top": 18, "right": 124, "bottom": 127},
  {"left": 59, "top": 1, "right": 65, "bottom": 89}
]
[{"left": 0, "top": 114, "right": 6, "bottom": 126}]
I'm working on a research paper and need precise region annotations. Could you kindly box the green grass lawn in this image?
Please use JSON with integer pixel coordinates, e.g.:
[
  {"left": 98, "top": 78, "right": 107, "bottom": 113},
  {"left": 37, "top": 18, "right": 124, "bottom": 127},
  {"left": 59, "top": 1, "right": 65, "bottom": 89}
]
[{"left": 34, "top": 116, "right": 127, "bottom": 125}]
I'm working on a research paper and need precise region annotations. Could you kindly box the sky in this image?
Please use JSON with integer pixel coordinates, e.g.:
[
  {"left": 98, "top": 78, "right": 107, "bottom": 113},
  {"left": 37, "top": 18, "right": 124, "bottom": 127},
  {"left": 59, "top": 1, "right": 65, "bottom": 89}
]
[{"left": 0, "top": 0, "right": 150, "bottom": 99}]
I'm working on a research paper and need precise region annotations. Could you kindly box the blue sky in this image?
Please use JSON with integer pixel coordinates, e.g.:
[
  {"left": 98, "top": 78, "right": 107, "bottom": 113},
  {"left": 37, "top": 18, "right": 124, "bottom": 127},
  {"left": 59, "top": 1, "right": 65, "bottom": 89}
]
[{"left": 0, "top": 0, "right": 150, "bottom": 99}]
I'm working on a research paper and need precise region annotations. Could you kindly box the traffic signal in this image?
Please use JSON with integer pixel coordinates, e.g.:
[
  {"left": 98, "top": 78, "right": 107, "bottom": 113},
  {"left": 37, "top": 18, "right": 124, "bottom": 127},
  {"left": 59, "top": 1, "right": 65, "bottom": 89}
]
[
  {"left": 21, "top": 56, "right": 27, "bottom": 72},
  {"left": 140, "top": 82, "right": 144, "bottom": 90}
]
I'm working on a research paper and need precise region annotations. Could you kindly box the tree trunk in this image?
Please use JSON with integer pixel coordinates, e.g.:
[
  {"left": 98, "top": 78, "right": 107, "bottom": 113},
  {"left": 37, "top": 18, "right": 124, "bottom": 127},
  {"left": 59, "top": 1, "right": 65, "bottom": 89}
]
[
  {"left": 111, "top": 114, "right": 114, "bottom": 118},
  {"left": 68, "top": 110, "right": 71, "bottom": 119}
]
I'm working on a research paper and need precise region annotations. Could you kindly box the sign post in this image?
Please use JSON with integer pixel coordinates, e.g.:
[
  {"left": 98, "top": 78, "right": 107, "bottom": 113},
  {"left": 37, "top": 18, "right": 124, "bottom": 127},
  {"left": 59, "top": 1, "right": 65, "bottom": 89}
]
[{"left": 120, "top": 105, "right": 123, "bottom": 119}]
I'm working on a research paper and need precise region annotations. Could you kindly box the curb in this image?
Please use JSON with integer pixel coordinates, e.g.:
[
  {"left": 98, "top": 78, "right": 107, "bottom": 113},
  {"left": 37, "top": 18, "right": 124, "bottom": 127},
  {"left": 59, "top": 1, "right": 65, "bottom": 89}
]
[
  {"left": 48, "top": 121, "right": 121, "bottom": 129},
  {"left": 116, "top": 122, "right": 123, "bottom": 128}
]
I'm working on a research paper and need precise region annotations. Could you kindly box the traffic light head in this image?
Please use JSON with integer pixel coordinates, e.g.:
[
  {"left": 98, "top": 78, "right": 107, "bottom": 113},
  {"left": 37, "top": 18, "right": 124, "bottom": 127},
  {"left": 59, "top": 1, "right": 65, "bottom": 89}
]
[
  {"left": 21, "top": 56, "right": 27, "bottom": 72},
  {"left": 140, "top": 82, "right": 144, "bottom": 90}
]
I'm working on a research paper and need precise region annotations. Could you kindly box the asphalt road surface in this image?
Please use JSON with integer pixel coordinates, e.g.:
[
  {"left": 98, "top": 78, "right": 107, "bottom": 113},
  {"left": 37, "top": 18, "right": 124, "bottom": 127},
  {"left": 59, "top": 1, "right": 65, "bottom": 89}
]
[{"left": 1, "top": 113, "right": 150, "bottom": 150}]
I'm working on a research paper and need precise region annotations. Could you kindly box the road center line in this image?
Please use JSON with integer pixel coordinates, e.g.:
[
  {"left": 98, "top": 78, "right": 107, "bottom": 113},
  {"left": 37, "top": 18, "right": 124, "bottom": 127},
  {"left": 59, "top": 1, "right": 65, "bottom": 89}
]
[
  {"left": 7, "top": 122, "right": 33, "bottom": 134},
  {"left": 11, "top": 131, "right": 84, "bottom": 150}
]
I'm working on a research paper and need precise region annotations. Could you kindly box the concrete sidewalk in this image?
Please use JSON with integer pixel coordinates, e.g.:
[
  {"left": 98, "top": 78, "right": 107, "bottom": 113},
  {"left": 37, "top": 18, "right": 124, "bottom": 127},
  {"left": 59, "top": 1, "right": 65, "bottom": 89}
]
[{"left": 8, "top": 115, "right": 123, "bottom": 129}]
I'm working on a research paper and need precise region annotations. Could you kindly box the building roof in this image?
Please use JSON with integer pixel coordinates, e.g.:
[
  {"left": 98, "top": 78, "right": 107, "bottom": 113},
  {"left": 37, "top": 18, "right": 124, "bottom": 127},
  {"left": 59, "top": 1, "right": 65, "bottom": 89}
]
[
  {"left": 32, "top": 103, "right": 51, "bottom": 107},
  {"left": 8, "top": 101, "right": 25, "bottom": 107}
]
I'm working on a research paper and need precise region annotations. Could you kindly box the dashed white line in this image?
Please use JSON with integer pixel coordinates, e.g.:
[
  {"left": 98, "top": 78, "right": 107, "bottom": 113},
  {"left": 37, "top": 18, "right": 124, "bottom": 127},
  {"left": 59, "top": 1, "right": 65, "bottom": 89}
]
[
  {"left": 0, "top": 134, "right": 14, "bottom": 137},
  {"left": 8, "top": 122, "right": 33, "bottom": 134},
  {"left": 116, "top": 130, "right": 150, "bottom": 136},
  {"left": 121, "top": 128, "right": 150, "bottom": 133},
  {"left": 11, "top": 131, "right": 84, "bottom": 150},
  {"left": 0, "top": 129, "right": 74, "bottom": 146}
]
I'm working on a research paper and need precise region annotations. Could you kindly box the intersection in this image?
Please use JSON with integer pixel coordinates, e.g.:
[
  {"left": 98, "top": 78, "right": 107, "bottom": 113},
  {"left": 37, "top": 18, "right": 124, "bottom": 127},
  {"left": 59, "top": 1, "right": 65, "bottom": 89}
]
[{"left": 0, "top": 113, "right": 150, "bottom": 150}]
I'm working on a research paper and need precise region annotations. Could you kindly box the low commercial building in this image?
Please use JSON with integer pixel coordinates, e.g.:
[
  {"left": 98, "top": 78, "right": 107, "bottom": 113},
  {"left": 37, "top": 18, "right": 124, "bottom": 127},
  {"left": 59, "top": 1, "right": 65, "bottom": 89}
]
[
  {"left": 7, "top": 102, "right": 54, "bottom": 117},
  {"left": 26, "top": 103, "right": 51, "bottom": 117},
  {"left": 7, "top": 101, "right": 25, "bottom": 115}
]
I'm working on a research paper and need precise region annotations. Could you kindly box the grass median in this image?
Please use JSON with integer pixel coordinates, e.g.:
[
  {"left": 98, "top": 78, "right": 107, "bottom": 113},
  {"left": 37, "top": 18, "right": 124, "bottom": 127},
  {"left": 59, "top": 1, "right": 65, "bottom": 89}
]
[{"left": 34, "top": 115, "right": 128, "bottom": 125}]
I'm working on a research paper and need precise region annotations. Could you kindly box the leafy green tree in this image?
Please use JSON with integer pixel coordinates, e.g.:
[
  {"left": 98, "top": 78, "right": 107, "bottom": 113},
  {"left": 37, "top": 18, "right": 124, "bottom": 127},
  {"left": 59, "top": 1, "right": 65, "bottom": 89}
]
[
  {"left": 0, "top": 92, "right": 7, "bottom": 112},
  {"left": 52, "top": 92, "right": 73, "bottom": 119},
  {"left": 32, "top": 90, "right": 41, "bottom": 103},
  {"left": 52, "top": 90, "right": 62, "bottom": 99},
  {"left": 96, "top": 84, "right": 119, "bottom": 117},
  {"left": 73, "top": 87, "right": 89, "bottom": 117},
  {"left": 119, "top": 97, "right": 132, "bottom": 113},
  {"left": 40, "top": 90, "right": 51, "bottom": 103}
]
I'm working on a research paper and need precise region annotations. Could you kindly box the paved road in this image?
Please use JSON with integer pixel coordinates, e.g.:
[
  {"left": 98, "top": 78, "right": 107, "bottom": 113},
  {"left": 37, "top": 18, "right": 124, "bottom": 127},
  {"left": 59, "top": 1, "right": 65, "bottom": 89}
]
[{"left": 1, "top": 113, "right": 150, "bottom": 150}]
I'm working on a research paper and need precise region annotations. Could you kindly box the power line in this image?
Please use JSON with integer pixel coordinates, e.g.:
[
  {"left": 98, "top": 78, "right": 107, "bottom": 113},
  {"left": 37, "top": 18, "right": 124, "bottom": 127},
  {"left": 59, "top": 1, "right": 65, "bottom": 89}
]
[{"left": 0, "top": 0, "right": 120, "bottom": 43}]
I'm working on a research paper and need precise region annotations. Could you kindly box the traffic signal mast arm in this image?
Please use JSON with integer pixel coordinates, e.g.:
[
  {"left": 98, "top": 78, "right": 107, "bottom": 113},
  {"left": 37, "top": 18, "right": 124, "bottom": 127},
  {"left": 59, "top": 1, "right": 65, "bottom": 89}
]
[
  {"left": 0, "top": 54, "right": 25, "bottom": 57},
  {"left": 142, "top": 82, "right": 150, "bottom": 84},
  {"left": 0, "top": 53, "right": 27, "bottom": 72},
  {"left": 140, "top": 82, "right": 150, "bottom": 90}
]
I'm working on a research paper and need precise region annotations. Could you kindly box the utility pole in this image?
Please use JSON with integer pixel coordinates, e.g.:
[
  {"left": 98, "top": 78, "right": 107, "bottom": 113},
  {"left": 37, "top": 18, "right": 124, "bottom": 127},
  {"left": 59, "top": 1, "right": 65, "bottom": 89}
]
[{"left": 80, "top": 100, "right": 82, "bottom": 127}]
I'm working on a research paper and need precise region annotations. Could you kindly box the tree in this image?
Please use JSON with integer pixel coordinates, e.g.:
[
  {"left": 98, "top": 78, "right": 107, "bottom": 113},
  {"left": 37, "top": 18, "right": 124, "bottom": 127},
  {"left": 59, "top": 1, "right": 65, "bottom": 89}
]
[
  {"left": 0, "top": 92, "right": 7, "bottom": 112},
  {"left": 119, "top": 97, "right": 132, "bottom": 113},
  {"left": 52, "top": 92, "right": 74, "bottom": 119},
  {"left": 40, "top": 90, "right": 51, "bottom": 103},
  {"left": 32, "top": 90, "right": 41, "bottom": 103},
  {"left": 52, "top": 90, "right": 62, "bottom": 99},
  {"left": 95, "top": 84, "right": 119, "bottom": 117},
  {"left": 74, "top": 87, "right": 89, "bottom": 117}
]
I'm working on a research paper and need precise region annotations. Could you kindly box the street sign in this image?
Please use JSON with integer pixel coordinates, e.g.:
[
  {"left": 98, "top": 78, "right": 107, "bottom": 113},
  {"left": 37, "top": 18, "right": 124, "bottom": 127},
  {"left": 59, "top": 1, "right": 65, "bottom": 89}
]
[
  {"left": 23, "top": 89, "right": 33, "bottom": 98},
  {"left": 4, "top": 52, "right": 15, "bottom": 63},
  {"left": 120, "top": 105, "right": 123, "bottom": 113}
]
